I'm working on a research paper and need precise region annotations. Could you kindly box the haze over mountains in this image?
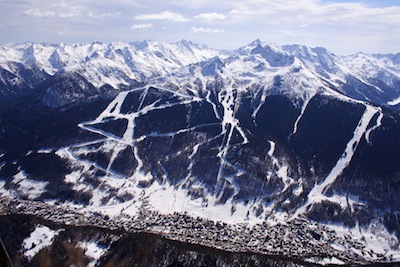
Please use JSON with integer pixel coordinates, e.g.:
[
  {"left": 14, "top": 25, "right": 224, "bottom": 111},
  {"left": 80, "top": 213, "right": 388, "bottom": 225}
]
[{"left": 1, "top": 39, "right": 400, "bottom": 266}]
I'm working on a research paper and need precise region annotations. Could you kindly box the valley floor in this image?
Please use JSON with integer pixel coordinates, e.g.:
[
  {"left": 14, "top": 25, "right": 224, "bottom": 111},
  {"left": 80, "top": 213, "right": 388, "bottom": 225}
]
[{"left": 1, "top": 197, "right": 398, "bottom": 266}]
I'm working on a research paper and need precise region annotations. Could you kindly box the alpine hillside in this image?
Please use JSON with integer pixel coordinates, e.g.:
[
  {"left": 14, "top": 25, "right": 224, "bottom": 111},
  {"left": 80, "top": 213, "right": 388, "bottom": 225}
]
[{"left": 1, "top": 39, "right": 400, "bottom": 266}]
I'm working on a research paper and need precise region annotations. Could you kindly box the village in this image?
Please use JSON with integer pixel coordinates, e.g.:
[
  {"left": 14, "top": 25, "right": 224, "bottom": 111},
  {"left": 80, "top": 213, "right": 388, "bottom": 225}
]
[{"left": 0, "top": 196, "right": 393, "bottom": 265}]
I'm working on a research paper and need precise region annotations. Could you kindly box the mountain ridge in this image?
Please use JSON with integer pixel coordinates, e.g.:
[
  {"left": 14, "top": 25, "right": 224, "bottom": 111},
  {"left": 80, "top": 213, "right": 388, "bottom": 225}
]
[{"left": 2, "top": 39, "right": 399, "bottom": 110}]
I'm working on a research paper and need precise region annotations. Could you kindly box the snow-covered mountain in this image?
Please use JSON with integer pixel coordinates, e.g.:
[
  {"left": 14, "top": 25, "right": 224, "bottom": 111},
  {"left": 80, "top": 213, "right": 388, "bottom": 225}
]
[
  {"left": 1, "top": 40, "right": 400, "bottom": 109},
  {"left": 0, "top": 40, "right": 221, "bottom": 105},
  {"left": 1, "top": 40, "right": 400, "bottom": 266}
]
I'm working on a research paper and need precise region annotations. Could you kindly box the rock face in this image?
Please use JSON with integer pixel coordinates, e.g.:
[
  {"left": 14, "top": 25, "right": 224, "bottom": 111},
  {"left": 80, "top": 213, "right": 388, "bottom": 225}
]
[{"left": 0, "top": 40, "right": 400, "bottom": 266}]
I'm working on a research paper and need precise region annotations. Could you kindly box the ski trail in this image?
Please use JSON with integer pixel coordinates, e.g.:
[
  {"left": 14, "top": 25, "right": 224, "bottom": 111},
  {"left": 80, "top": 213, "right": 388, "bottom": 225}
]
[
  {"left": 216, "top": 78, "right": 249, "bottom": 186},
  {"left": 292, "top": 96, "right": 312, "bottom": 135},
  {"left": 69, "top": 139, "right": 107, "bottom": 149},
  {"left": 137, "top": 87, "right": 149, "bottom": 111},
  {"left": 81, "top": 86, "right": 201, "bottom": 145},
  {"left": 267, "top": 140, "right": 294, "bottom": 193},
  {"left": 188, "top": 143, "right": 201, "bottom": 173},
  {"left": 122, "top": 115, "right": 135, "bottom": 144},
  {"left": 132, "top": 143, "right": 143, "bottom": 175},
  {"left": 179, "top": 143, "right": 201, "bottom": 188},
  {"left": 74, "top": 85, "right": 208, "bottom": 180},
  {"left": 206, "top": 89, "right": 221, "bottom": 120},
  {"left": 291, "top": 104, "right": 379, "bottom": 219},
  {"left": 106, "top": 143, "right": 125, "bottom": 173},
  {"left": 94, "top": 90, "right": 131, "bottom": 123},
  {"left": 155, "top": 86, "right": 202, "bottom": 101},
  {"left": 252, "top": 88, "right": 267, "bottom": 121},
  {"left": 268, "top": 140, "right": 275, "bottom": 157},
  {"left": 216, "top": 80, "right": 235, "bottom": 183},
  {"left": 77, "top": 124, "right": 123, "bottom": 143},
  {"left": 365, "top": 109, "right": 383, "bottom": 145},
  {"left": 133, "top": 123, "right": 220, "bottom": 141},
  {"left": 59, "top": 147, "right": 123, "bottom": 178}
]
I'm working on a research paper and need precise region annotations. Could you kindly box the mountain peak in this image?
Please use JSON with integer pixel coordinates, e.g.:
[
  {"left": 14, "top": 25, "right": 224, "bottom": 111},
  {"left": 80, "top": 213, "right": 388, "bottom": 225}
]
[
  {"left": 200, "top": 56, "right": 224, "bottom": 76},
  {"left": 176, "top": 39, "right": 193, "bottom": 46},
  {"left": 132, "top": 40, "right": 150, "bottom": 50},
  {"left": 249, "top": 39, "right": 263, "bottom": 47},
  {"left": 250, "top": 44, "right": 294, "bottom": 67}
]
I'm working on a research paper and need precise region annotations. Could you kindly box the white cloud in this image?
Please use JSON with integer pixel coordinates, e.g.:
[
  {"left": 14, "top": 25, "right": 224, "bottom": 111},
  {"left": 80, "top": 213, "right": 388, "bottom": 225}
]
[
  {"left": 226, "top": 0, "right": 400, "bottom": 25},
  {"left": 191, "top": 27, "right": 225, "bottom": 33},
  {"left": 299, "top": 24, "right": 308, "bottom": 28},
  {"left": 194, "top": 12, "right": 226, "bottom": 21},
  {"left": 135, "top": 11, "right": 190, "bottom": 22},
  {"left": 22, "top": 4, "right": 81, "bottom": 19},
  {"left": 130, "top": 23, "right": 153, "bottom": 30},
  {"left": 58, "top": 12, "right": 77, "bottom": 18},
  {"left": 87, "top": 11, "right": 121, "bottom": 18},
  {"left": 23, "top": 8, "right": 57, "bottom": 18},
  {"left": 0, "top": 24, "right": 5, "bottom": 28},
  {"left": 52, "top": 1, "right": 69, "bottom": 9}
]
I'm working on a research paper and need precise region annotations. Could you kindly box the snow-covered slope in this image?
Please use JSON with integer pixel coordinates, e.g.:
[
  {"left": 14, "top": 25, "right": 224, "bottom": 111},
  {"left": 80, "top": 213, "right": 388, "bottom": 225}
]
[
  {"left": 342, "top": 52, "right": 400, "bottom": 105},
  {"left": 1, "top": 40, "right": 400, "bottom": 109},
  {"left": 1, "top": 40, "right": 400, "bottom": 265},
  {"left": 52, "top": 41, "right": 387, "bottom": 225},
  {"left": 0, "top": 40, "right": 222, "bottom": 100},
  {"left": 282, "top": 44, "right": 400, "bottom": 108}
]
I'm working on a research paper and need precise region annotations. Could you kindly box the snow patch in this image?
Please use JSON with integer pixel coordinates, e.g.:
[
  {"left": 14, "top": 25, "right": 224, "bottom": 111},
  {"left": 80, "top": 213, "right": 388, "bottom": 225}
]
[
  {"left": 12, "top": 170, "right": 48, "bottom": 200},
  {"left": 326, "top": 222, "right": 400, "bottom": 262},
  {"left": 145, "top": 179, "right": 266, "bottom": 225},
  {"left": 0, "top": 180, "right": 11, "bottom": 197},
  {"left": 64, "top": 171, "right": 81, "bottom": 184},
  {"left": 37, "top": 148, "right": 52, "bottom": 154},
  {"left": 78, "top": 241, "right": 107, "bottom": 267},
  {"left": 23, "top": 225, "right": 61, "bottom": 259},
  {"left": 314, "top": 257, "right": 345, "bottom": 265}
]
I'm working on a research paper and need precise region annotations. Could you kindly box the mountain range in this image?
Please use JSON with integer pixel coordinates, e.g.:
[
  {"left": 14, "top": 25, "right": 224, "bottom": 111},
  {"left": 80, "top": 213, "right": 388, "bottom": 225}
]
[{"left": 0, "top": 39, "right": 400, "bottom": 266}]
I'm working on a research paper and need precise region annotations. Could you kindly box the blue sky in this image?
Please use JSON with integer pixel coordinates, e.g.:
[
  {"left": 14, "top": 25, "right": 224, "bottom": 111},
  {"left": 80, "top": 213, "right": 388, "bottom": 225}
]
[{"left": 0, "top": 0, "right": 399, "bottom": 55}]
